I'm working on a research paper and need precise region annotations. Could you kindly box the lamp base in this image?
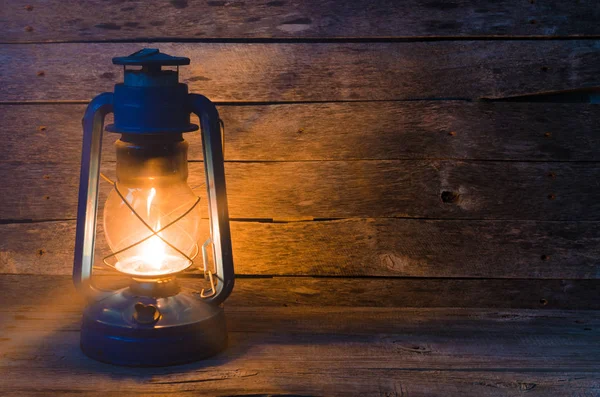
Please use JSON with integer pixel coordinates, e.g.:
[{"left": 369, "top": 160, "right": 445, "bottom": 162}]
[{"left": 80, "top": 286, "right": 227, "bottom": 367}]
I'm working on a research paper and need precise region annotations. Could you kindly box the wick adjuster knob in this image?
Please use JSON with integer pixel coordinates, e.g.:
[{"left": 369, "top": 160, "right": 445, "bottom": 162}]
[{"left": 133, "top": 302, "right": 161, "bottom": 324}]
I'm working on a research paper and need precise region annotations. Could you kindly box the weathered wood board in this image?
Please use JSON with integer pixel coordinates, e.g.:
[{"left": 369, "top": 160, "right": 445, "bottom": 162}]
[
  {"left": 2, "top": 274, "right": 599, "bottom": 309},
  {"left": 2, "top": 41, "right": 599, "bottom": 102},
  {"left": 2, "top": 218, "right": 599, "bottom": 279},
  {"left": 0, "top": 275, "right": 598, "bottom": 395},
  {"left": 2, "top": 370, "right": 595, "bottom": 397},
  {"left": 3, "top": 102, "right": 600, "bottom": 162},
  {"left": 2, "top": 274, "right": 600, "bottom": 310},
  {"left": 3, "top": 0, "right": 600, "bottom": 42},
  {"left": 2, "top": 160, "right": 599, "bottom": 221}
]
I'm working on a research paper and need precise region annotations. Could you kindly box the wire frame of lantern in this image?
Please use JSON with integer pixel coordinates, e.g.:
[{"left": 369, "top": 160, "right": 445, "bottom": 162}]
[
  {"left": 98, "top": 173, "right": 219, "bottom": 297},
  {"left": 96, "top": 119, "right": 227, "bottom": 297}
]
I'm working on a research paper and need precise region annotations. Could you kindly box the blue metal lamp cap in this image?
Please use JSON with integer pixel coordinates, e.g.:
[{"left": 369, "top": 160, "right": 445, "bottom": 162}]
[
  {"left": 112, "top": 48, "right": 190, "bottom": 67},
  {"left": 106, "top": 48, "right": 198, "bottom": 135}
]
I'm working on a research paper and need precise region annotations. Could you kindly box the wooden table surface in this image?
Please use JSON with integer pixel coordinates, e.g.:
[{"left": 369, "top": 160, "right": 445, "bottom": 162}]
[{"left": 0, "top": 275, "right": 598, "bottom": 397}]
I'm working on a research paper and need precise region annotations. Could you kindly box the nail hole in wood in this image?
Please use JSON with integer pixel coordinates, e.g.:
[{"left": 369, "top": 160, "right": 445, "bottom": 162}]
[
  {"left": 25, "top": 5, "right": 33, "bottom": 11},
  {"left": 37, "top": 249, "right": 45, "bottom": 256},
  {"left": 296, "top": 128, "right": 304, "bottom": 134},
  {"left": 43, "top": 175, "right": 50, "bottom": 180},
  {"left": 540, "top": 254, "right": 550, "bottom": 261},
  {"left": 544, "top": 131, "right": 551, "bottom": 137},
  {"left": 540, "top": 66, "right": 549, "bottom": 72},
  {"left": 547, "top": 193, "right": 556, "bottom": 200},
  {"left": 529, "top": 19, "right": 537, "bottom": 24},
  {"left": 547, "top": 172, "right": 556, "bottom": 179},
  {"left": 540, "top": 298, "right": 548, "bottom": 306},
  {"left": 37, "top": 71, "right": 45, "bottom": 77},
  {"left": 441, "top": 191, "right": 460, "bottom": 204},
  {"left": 25, "top": 26, "right": 34, "bottom": 32},
  {"left": 44, "top": 195, "right": 50, "bottom": 200},
  {"left": 448, "top": 131, "right": 456, "bottom": 136},
  {"left": 38, "top": 125, "right": 47, "bottom": 132}
]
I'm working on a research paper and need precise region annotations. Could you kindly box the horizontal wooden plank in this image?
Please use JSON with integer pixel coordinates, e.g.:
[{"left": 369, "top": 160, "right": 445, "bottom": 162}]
[
  {"left": 3, "top": 277, "right": 600, "bottom": 328},
  {"left": 4, "top": 312, "right": 599, "bottom": 372},
  {"left": 235, "top": 277, "right": 600, "bottom": 310},
  {"left": 1, "top": 279, "right": 598, "bottom": 396},
  {"left": 3, "top": 371, "right": 596, "bottom": 397},
  {"left": 3, "top": 102, "right": 600, "bottom": 162},
  {"left": 1, "top": 41, "right": 599, "bottom": 102},
  {"left": 1, "top": 274, "right": 600, "bottom": 310},
  {"left": 1, "top": 219, "right": 599, "bottom": 279},
  {"left": 2, "top": 160, "right": 600, "bottom": 221},
  {"left": 4, "top": 0, "right": 600, "bottom": 42}
]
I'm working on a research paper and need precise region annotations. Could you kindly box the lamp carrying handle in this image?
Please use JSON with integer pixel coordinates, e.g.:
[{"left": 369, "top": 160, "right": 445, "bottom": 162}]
[
  {"left": 73, "top": 93, "right": 114, "bottom": 299},
  {"left": 189, "top": 94, "right": 235, "bottom": 306}
]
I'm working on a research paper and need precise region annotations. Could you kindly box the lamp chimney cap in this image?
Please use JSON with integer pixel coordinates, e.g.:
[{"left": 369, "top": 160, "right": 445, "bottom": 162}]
[{"left": 112, "top": 48, "right": 190, "bottom": 67}]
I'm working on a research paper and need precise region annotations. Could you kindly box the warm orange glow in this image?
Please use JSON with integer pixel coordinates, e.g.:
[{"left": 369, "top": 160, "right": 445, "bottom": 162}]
[
  {"left": 108, "top": 186, "right": 197, "bottom": 277},
  {"left": 114, "top": 228, "right": 189, "bottom": 276}
]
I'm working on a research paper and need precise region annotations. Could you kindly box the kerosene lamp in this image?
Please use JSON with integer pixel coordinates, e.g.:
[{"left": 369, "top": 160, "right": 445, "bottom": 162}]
[{"left": 73, "top": 48, "right": 234, "bottom": 366}]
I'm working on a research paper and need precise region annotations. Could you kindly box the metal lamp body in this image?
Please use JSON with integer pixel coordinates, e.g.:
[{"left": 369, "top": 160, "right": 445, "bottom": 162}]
[
  {"left": 73, "top": 49, "right": 234, "bottom": 366},
  {"left": 80, "top": 283, "right": 228, "bottom": 367}
]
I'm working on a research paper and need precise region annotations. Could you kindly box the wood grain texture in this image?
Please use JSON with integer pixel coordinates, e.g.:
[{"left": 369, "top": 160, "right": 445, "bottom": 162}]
[
  {"left": 1, "top": 274, "right": 600, "bottom": 310},
  {"left": 3, "top": 0, "right": 600, "bottom": 42},
  {"left": 3, "top": 102, "right": 600, "bottom": 163},
  {"left": 2, "top": 274, "right": 594, "bottom": 310},
  {"left": 2, "top": 160, "right": 600, "bottom": 221},
  {"left": 1, "top": 219, "right": 599, "bottom": 279},
  {"left": 0, "top": 275, "right": 598, "bottom": 395},
  {"left": 2, "top": 372, "right": 595, "bottom": 397},
  {"left": 2, "top": 41, "right": 599, "bottom": 102},
  {"left": 235, "top": 277, "right": 600, "bottom": 310}
]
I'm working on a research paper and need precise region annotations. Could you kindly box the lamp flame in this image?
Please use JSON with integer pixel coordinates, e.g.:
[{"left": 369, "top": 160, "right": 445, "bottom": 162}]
[
  {"left": 140, "top": 188, "right": 166, "bottom": 271},
  {"left": 114, "top": 187, "right": 190, "bottom": 277}
]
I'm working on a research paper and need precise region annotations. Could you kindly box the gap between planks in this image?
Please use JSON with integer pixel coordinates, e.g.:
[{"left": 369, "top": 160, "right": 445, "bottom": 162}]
[{"left": 4, "top": 36, "right": 600, "bottom": 45}]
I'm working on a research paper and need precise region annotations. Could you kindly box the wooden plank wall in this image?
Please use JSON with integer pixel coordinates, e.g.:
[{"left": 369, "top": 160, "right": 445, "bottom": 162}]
[{"left": 1, "top": 0, "right": 599, "bottom": 308}]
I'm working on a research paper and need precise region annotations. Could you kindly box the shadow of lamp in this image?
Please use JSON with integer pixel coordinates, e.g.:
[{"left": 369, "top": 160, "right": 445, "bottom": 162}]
[{"left": 73, "top": 48, "right": 234, "bottom": 366}]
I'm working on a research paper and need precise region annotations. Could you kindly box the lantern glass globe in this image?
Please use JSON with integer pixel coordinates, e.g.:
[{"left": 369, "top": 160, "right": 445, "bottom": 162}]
[{"left": 103, "top": 138, "right": 204, "bottom": 277}]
